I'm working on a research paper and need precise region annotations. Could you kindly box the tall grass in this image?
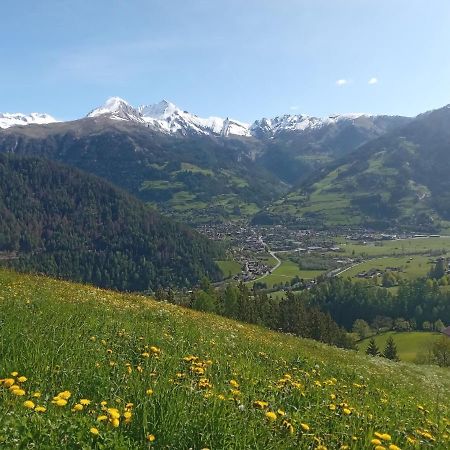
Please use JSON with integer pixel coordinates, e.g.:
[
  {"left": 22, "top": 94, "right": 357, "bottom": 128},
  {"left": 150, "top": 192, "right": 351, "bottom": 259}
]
[{"left": 0, "top": 269, "right": 449, "bottom": 449}]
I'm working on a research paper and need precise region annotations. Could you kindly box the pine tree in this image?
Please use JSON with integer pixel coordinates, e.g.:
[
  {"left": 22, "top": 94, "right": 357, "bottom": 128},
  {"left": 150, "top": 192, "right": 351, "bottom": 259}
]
[
  {"left": 366, "top": 338, "right": 380, "bottom": 356},
  {"left": 383, "top": 336, "right": 399, "bottom": 361}
]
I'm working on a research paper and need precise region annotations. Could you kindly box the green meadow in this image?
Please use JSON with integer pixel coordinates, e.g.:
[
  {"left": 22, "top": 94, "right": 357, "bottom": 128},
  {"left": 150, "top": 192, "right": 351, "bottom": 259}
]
[{"left": 0, "top": 269, "right": 449, "bottom": 448}]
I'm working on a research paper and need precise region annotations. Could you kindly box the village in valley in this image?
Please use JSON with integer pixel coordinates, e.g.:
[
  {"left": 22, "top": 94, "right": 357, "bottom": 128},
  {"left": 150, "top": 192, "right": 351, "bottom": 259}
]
[{"left": 197, "top": 222, "right": 450, "bottom": 293}]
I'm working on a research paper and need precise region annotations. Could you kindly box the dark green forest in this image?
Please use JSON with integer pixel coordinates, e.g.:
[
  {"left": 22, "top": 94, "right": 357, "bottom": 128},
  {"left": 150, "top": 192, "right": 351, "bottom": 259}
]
[{"left": 0, "top": 154, "right": 222, "bottom": 291}]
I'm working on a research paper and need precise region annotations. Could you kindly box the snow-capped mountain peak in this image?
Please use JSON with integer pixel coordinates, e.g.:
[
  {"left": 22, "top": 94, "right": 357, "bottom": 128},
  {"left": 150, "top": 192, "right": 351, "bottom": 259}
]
[
  {"left": 86, "top": 97, "right": 250, "bottom": 137},
  {"left": 0, "top": 112, "right": 57, "bottom": 129},
  {"left": 250, "top": 112, "right": 377, "bottom": 137},
  {"left": 87, "top": 97, "right": 143, "bottom": 122}
]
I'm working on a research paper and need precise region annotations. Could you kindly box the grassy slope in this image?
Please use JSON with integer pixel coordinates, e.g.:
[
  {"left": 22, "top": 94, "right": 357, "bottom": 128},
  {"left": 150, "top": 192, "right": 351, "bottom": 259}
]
[
  {"left": 358, "top": 332, "right": 442, "bottom": 363},
  {"left": 0, "top": 269, "right": 449, "bottom": 449}
]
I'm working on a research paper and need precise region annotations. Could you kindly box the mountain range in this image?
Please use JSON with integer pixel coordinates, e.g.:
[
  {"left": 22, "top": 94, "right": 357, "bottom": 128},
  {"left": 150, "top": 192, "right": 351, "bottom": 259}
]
[
  {"left": 0, "top": 97, "right": 412, "bottom": 223},
  {"left": 2, "top": 98, "right": 450, "bottom": 230}
]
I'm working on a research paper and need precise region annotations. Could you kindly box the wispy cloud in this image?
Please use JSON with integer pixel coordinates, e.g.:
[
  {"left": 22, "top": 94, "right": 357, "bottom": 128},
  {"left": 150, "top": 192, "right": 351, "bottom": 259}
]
[
  {"left": 336, "top": 79, "right": 348, "bottom": 86},
  {"left": 368, "top": 77, "right": 379, "bottom": 85},
  {"left": 47, "top": 37, "right": 212, "bottom": 84}
]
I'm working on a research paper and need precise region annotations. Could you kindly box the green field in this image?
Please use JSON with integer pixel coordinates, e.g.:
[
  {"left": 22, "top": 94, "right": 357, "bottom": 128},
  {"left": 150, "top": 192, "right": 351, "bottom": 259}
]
[
  {"left": 255, "top": 260, "right": 324, "bottom": 288},
  {"left": 340, "top": 236, "right": 450, "bottom": 258},
  {"left": 216, "top": 260, "right": 242, "bottom": 279},
  {"left": 358, "top": 332, "right": 442, "bottom": 362},
  {"left": 0, "top": 269, "right": 449, "bottom": 449},
  {"left": 342, "top": 255, "right": 434, "bottom": 281}
]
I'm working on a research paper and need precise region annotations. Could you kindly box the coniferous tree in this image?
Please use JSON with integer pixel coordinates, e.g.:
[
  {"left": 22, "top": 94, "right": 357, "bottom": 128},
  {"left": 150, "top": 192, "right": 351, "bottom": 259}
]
[
  {"left": 366, "top": 338, "right": 380, "bottom": 356},
  {"left": 383, "top": 336, "right": 399, "bottom": 361}
]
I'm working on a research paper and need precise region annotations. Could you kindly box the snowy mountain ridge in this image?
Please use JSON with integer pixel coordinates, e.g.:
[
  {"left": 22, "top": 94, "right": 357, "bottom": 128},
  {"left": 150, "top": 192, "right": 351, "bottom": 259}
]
[
  {"left": 1, "top": 97, "right": 402, "bottom": 139},
  {"left": 0, "top": 112, "right": 57, "bottom": 129}
]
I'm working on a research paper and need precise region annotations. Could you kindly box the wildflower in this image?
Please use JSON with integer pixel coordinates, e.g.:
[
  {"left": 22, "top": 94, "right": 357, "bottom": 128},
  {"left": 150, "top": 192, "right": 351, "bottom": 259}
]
[
  {"left": 150, "top": 346, "right": 160, "bottom": 354},
  {"left": 374, "top": 432, "right": 391, "bottom": 441},
  {"left": 97, "top": 415, "right": 108, "bottom": 422},
  {"left": 107, "top": 408, "right": 121, "bottom": 419},
  {"left": 230, "top": 379, "right": 239, "bottom": 388},
  {"left": 343, "top": 408, "right": 352, "bottom": 415},
  {"left": 371, "top": 439, "right": 382, "bottom": 445},
  {"left": 52, "top": 398, "right": 67, "bottom": 406},
  {"left": 3, "top": 378, "right": 15, "bottom": 388},
  {"left": 301, "top": 423, "right": 310, "bottom": 432},
  {"left": 329, "top": 404, "right": 336, "bottom": 411},
  {"left": 90, "top": 427, "right": 99, "bottom": 436},
  {"left": 17, "top": 376, "right": 27, "bottom": 383},
  {"left": 11, "top": 372, "right": 18, "bottom": 377},
  {"left": 147, "top": 434, "right": 156, "bottom": 442},
  {"left": 35, "top": 406, "right": 46, "bottom": 413},
  {"left": 282, "top": 419, "right": 295, "bottom": 434},
  {"left": 265, "top": 411, "right": 277, "bottom": 421},
  {"left": 32, "top": 392, "right": 41, "bottom": 398},
  {"left": 388, "top": 445, "right": 401, "bottom": 450},
  {"left": 58, "top": 391, "right": 71, "bottom": 400},
  {"left": 111, "top": 418, "right": 120, "bottom": 428},
  {"left": 141, "top": 352, "right": 150, "bottom": 358},
  {"left": 12, "top": 388, "right": 26, "bottom": 396},
  {"left": 73, "top": 403, "right": 84, "bottom": 411},
  {"left": 23, "top": 400, "right": 35, "bottom": 409},
  {"left": 146, "top": 389, "right": 154, "bottom": 396},
  {"left": 253, "top": 400, "right": 269, "bottom": 409},
  {"left": 374, "top": 446, "right": 386, "bottom": 450}
]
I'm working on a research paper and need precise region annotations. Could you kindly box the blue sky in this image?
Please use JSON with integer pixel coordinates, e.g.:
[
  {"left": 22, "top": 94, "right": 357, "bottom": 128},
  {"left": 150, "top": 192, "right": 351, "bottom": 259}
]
[{"left": 1, "top": 0, "right": 450, "bottom": 122}]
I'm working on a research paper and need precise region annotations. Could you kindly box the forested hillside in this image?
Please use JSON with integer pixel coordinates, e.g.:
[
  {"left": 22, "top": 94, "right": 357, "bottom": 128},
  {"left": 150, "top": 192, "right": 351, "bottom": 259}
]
[
  {"left": 0, "top": 154, "right": 222, "bottom": 290},
  {"left": 261, "top": 105, "right": 450, "bottom": 230},
  {"left": 0, "top": 118, "right": 283, "bottom": 224}
]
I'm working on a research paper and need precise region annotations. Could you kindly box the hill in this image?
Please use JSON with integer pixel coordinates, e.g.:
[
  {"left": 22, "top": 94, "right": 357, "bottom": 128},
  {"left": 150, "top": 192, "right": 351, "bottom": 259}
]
[
  {"left": 0, "top": 154, "right": 222, "bottom": 291},
  {"left": 0, "top": 269, "right": 449, "bottom": 449},
  {"left": 260, "top": 105, "right": 450, "bottom": 230}
]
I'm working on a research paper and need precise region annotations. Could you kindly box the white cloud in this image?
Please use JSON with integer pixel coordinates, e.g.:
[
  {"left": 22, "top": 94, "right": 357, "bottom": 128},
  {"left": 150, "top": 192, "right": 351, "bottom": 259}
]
[
  {"left": 336, "top": 79, "right": 348, "bottom": 86},
  {"left": 368, "top": 77, "right": 378, "bottom": 85}
]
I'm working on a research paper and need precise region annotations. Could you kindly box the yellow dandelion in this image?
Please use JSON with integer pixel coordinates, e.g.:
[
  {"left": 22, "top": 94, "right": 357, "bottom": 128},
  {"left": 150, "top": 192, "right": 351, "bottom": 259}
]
[
  {"left": 90, "top": 427, "right": 99, "bottom": 436},
  {"left": 73, "top": 403, "right": 84, "bottom": 412},
  {"left": 52, "top": 398, "right": 67, "bottom": 406},
  {"left": 147, "top": 434, "right": 156, "bottom": 442},
  {"left": 12, "top": 388, "right": 26, "bottom": 396},
  {"left": 265, "top": 411, "right": 277, "bottom": 421},
  {"left": 343, "top": 408, "right": 352, "bottom": 415},
  {"left": 146, "top": 389, "right": 154, "bottom": 396},
  {"left": 371, "top": 439, "right": 382, "bottom": 445},
  {"left": 301, "top": 423, "right": 310, "bottom": 432},
  {"left": 230, "top": 379, "right": 239, "bottom": 388},
  {"left": 23, "top": 400, "right": 35, "bottom": 409},
  {"left": 17, "top": 376, "right": 27, "bottom": 383},
  {"left": 32, "top": 392, "right": 41, "bottom": 398},
  {"left": 11, "top": 371, "right": 18, "bottom": 377},
  {"left": 97, "top": 415, "right": 108, "bottom": 422},
  {"left": 111, "top": 418, "right": 120, "bottom": 428},
  {"left": 3, "top": 378, "right": 15, "bottom": 388},
  {"left": 388, "top": 445, "right": 401, "bottom": 450},
  {"left": 80, "top": 399, "right": 91, "bottom": 405},
  {"left": 35, "top": 406, "right": 46, "bottom": 413}
]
